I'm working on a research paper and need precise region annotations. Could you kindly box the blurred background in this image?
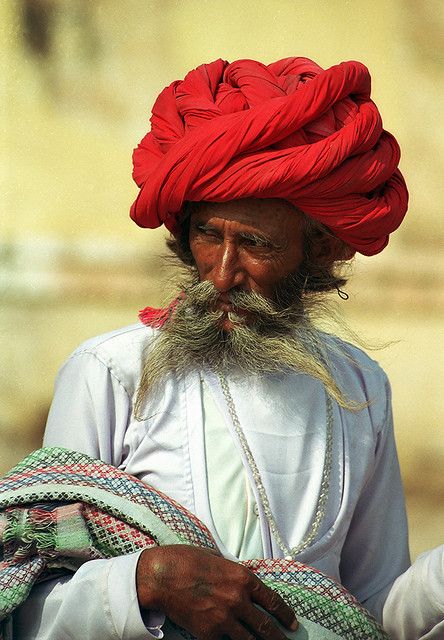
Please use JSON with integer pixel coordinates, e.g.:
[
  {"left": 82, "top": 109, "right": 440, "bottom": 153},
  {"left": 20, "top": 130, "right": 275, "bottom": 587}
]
[{"left": 1, "top": 0, "right": 443, "bottom": 560}]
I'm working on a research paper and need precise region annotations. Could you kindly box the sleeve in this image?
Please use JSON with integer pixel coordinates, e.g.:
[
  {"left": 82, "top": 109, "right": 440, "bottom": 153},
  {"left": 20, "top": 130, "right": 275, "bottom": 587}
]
[
  {"left": 14, "top": 350, "right": 167, "bottom": 640},
  {"left": 43, "top": 350, "right": 132, "bottom": 465},
  {"left": 338, "top": 376, "right": 411, "bottom": 622},
  {"left": 13, "top": 552, "right": 165, "bottom": 640},
  {"left": 382, "top": 545, "right": 444, "bottom": 640}
]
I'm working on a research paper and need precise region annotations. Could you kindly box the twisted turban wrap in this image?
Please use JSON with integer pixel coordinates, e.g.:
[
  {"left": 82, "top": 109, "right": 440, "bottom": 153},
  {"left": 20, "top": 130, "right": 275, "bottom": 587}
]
[{"left": 130, "top": 57, "right": 408, "bottom": 256}]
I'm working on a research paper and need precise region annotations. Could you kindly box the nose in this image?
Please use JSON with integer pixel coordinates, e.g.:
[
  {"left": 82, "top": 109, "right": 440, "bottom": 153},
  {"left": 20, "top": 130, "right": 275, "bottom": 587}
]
[{"left": 209, "top": 241, "right": 246, "bottom": 293}]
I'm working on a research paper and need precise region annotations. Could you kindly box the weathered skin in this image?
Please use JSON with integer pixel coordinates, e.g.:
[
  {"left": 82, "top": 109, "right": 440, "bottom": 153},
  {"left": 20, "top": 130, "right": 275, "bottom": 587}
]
[{"left": 136, "top": 545, "right": 298, "bottom": 640}]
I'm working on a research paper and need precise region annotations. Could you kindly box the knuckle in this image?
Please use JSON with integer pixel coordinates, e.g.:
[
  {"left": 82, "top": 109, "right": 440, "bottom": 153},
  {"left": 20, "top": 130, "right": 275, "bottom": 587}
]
[
  {"left": 251, "top": 573, "right": 268, "bottom": 593},
  {"left": 235, "top": 566, "right": 253, "bottom": 590},
  {"left": 240, "top": 571, "right": 253, "bottom": 590},
  {"left": 268, "top": 591, "right": 285, "bottom": 613},
  {"left": 257, "top": 616, "right": 274, "bottom": 636}
]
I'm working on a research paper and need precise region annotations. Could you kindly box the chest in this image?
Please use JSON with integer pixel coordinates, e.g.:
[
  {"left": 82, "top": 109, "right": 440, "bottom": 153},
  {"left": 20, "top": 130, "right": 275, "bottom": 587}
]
[{"left": 119, "top": 370, "right": 377, "bottom": 571}]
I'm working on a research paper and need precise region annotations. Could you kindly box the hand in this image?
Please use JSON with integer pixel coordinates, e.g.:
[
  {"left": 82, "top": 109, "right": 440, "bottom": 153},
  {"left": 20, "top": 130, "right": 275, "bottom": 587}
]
[{"left": 136, "top": 545, "right": 298, "bottom": 640}]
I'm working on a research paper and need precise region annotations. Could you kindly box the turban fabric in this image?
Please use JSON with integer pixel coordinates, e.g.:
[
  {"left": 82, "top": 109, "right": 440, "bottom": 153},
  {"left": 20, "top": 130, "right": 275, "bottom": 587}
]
[{"left": 130, "top": 57, "right": 408, "bottom": 256}]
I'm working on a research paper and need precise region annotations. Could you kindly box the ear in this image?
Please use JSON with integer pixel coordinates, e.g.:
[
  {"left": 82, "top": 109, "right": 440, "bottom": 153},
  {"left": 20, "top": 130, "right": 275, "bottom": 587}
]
[{"left": 312, "top": 235, "right": 355, "bottom": 264}]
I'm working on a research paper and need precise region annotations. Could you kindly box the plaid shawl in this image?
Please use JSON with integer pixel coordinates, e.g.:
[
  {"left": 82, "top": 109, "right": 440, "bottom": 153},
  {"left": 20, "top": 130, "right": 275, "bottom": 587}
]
[{"left": 0, "top": 447, "right": 388, "bottom": 639}]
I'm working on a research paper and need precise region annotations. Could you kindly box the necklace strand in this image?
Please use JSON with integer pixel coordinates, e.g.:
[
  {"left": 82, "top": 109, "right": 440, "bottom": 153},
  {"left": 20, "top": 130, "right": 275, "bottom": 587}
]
[{"left": 217, "top": 371, "right": 333, "bottom": 559}]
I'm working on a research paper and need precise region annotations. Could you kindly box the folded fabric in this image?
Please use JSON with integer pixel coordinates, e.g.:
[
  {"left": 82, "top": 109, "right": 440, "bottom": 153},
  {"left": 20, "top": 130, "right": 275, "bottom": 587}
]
[
  {"left": 131, "top": 57, "right": 408, "bottom": 256},
  {"left": 0, "top": 447, "right": 388, "bottom": 639}
]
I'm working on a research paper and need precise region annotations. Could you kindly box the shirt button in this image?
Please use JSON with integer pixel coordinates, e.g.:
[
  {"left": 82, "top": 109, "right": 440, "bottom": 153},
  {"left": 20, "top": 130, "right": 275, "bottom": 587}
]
[{"left": 253, "top": 503, "right": 259, "bottom": 517}]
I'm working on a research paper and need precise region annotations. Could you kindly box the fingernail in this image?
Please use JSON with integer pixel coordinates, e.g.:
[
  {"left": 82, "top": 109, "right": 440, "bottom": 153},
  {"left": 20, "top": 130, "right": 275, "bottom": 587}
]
[{"left": 290, "top": 618, "right": 298, "bottom": 631}]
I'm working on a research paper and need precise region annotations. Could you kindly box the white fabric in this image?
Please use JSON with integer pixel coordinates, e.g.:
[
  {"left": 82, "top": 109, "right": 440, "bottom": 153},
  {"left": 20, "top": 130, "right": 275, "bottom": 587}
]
[
  {"left": 13, "top": 551, "right": 163, "bottom": 640},
  {"left": 382, "top": 545, "right": 444, "bottom": 639},
  {"left": 10, "top": 322, "right": 441, "bottom": 639},
  {"left": 202, "top": 377, "right": 264, "bottom": 559}
]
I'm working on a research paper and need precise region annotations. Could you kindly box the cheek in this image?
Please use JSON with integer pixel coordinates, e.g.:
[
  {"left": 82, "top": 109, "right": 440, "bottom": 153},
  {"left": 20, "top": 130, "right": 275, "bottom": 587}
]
[
  {"left": 246, "top": 263, "right": 286, "bottom": 296},
  {"left": 248, "top": 255, "right": 303, "bottom": 297},
  {"left": 189, "top": 241, "right": 211, "bottom": 276}
]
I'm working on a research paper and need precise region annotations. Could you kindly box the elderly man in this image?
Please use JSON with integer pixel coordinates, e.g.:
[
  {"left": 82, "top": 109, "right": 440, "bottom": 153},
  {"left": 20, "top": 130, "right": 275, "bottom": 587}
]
[{"left": 11, "top": 57, "right": 443, "bottom": 639}]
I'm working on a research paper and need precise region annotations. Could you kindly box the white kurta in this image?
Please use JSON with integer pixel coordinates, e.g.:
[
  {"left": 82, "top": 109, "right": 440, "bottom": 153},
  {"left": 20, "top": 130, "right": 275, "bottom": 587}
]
[
  {"left": 11, "top": 323, "right": 443, "bottom": 639},
  {"left": 202, "top": 379, "right": 264, "bottom": 558}
]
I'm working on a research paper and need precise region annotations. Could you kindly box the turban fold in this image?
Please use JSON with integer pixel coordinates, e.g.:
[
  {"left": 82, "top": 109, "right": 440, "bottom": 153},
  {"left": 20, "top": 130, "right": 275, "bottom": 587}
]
[{"left": 130, "top": 57, "right": 408, "bottom": 256}]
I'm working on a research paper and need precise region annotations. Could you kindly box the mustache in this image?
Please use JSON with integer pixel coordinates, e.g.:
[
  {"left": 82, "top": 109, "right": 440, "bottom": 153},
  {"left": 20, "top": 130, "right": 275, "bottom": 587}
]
[
  {"left": 177, "top": 279, "right": 306, "bottom": 333},
  {"left": 134, "top": 272, "right": 360, "bottom": 419}
]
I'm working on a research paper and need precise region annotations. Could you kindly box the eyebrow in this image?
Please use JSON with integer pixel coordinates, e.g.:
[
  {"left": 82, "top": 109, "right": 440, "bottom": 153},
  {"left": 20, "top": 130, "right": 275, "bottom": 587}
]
[
  {"left": 238, "top": 231, "right": 277, "bottom": 247},
  {"left": 195, "top": 221, "right": 282, "bottom": 249},
  {"left": 195, "top": 222, "right": 216, "bottom": 232}
]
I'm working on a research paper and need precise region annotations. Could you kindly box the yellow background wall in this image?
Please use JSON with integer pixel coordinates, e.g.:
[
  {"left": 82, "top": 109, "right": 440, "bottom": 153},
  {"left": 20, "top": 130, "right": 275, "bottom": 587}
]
[{"left": 1, "top": 0, "right": 443, "bottom": 559}]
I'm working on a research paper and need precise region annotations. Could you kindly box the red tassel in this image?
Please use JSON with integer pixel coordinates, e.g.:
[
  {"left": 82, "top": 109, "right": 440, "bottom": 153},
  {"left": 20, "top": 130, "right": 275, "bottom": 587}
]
[{"left": 138, "top": 296, "right": 182, "bottom": 328}]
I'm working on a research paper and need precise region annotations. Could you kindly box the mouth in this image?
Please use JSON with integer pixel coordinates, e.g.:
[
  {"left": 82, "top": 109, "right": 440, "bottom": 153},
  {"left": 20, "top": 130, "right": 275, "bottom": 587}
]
[
  {"left": 212, "top": 299, "right": 251, "bottom": 330},
  {"left": 217, "top": 301, "right": 235, "bottom": 313},
  {"left": 214, "top": 299, "right": 248, "bottom": 315}
]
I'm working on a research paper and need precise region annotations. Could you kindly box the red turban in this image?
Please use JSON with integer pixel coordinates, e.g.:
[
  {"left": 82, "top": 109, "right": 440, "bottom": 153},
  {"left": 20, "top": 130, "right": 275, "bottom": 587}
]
[{"left": 130, "top": 57, "right": 408, "bottom": 256}]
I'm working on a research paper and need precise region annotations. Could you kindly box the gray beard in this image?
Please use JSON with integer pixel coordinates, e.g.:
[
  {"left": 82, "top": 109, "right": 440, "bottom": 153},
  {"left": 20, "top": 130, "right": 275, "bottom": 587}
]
[{"left": 135, "top": 275, "right": 353, "bottom": 418}]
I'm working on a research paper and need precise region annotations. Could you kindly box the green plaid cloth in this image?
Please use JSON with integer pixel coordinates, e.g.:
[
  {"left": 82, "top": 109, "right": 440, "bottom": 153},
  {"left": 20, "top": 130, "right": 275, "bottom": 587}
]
[{"left": 0, "top": 447, "right": 389, "bottom": 639}]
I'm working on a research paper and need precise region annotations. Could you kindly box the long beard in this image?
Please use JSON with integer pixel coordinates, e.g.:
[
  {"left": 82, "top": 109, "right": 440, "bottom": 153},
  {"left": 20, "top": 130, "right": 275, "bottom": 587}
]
[{"left": 135, "top": 275, "right": 353, "bottom": 418}]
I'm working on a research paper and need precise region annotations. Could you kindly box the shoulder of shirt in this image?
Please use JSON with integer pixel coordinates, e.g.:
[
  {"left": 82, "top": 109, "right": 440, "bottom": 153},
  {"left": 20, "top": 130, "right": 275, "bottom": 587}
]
[
  {"left": 321, "top": 332, "right": 390, "bottom": 400},
  {"left": 314, "top": 333, "right": 392, "bottom": 434},
  {"left": 70, "top": 322, "right": 158, "bottom": 355},
  {"left": 322, "top": 332, "right": 386, "bottom": 372},
  {"left": 61, "top": 323, "right": 160, "bottom": 396}
]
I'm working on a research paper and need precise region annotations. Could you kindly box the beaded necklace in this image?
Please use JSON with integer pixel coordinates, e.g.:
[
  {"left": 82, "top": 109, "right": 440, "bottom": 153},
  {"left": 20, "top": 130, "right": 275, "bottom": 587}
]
[{"left": 217, "top": 371, "right": 333, "bottom": 560}]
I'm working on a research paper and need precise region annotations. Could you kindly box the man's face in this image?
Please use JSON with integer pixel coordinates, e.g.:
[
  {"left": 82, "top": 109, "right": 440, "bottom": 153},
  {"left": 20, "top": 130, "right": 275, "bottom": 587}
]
[
  {"left": 137, "top": 198, "right": 348, "bottom": 410},
  {"left": 189, "top": 198, "right": 306, "bottom": 329}
]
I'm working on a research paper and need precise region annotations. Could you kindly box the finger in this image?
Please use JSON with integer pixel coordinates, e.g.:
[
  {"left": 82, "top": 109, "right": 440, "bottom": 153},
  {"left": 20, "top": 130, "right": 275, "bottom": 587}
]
[
  {"left": 250, "top": 578, "right": 298, "bottom": 631},
  {"left": 241, "top": 604, "right": 292, "bottom": 640},
  {"left": 222, "top": 621, "right": 257, "bottom": 640}
]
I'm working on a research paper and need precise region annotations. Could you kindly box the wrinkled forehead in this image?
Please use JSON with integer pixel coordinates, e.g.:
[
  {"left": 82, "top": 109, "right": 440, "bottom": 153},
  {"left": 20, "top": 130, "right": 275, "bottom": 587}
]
[{"left": 188, "top": 198, "right": 305, "bottom": 239}]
